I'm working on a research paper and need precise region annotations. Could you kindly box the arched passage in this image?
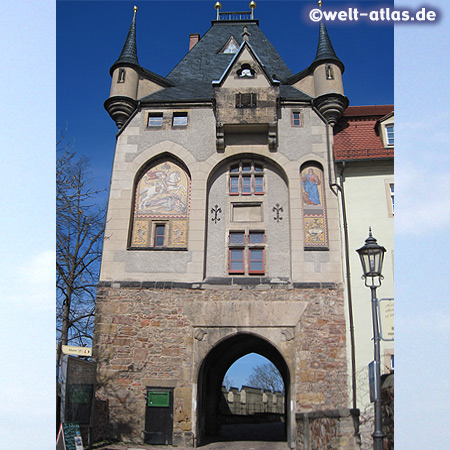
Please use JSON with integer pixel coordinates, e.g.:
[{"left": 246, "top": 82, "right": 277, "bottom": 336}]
[{"left": 196, "top": 333, "right": 291, "bottom": 446}]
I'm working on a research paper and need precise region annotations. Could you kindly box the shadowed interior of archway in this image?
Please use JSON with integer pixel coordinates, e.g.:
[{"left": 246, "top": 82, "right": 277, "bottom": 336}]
[{"left": 197, "top": 333, "right": 290, "bottom": 445}]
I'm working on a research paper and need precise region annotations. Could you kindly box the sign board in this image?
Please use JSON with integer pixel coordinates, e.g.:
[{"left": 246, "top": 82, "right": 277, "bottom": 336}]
[
  {"left": 378, "top": 298, "right": 394, "bottom": 341},
  {"left": 148, "top": 391, "right": 170, "bottom": 407},
  {"left": 62, "top": 345, "right": 92, "bottom": 356},
  {"left": 56, "top": 422, "right": 84, "bottom": 450}
]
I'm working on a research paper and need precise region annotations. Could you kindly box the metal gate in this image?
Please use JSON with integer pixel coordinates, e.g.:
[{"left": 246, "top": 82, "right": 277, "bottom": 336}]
[{"left": 144, "top": 388, "right": 173, "bottom": 445}]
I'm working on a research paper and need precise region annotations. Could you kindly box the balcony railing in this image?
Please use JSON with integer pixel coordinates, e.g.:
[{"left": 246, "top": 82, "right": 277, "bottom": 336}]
[{"left": 218, "top": 11, "right": 252, "bottom": 21}]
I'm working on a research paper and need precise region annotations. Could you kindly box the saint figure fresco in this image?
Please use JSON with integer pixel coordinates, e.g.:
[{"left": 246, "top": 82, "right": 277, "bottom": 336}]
[{"left": 302, "top": 167, "right": 321, "bottom": 206}]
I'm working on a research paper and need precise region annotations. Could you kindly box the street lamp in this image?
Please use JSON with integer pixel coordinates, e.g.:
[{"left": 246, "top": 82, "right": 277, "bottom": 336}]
[{"left": 356, "top": 228, "right": 386, "bottom": 450}]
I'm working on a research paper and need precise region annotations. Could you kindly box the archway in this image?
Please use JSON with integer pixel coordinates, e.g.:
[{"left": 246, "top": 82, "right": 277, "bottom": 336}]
[{"left": 196, "top": 333, "right": 291, "bottom": 446}]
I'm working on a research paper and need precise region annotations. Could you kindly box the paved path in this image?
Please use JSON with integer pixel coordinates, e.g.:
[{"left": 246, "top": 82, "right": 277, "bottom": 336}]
[
  {"left": 99, "top": 442, "right": 289, "bottom": 450},
  {"left": 96, "top": 423, "right": 290, "bottom": 450}
]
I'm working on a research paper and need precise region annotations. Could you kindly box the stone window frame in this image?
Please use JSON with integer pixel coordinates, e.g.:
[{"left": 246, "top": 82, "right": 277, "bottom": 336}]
[
  {"left": 325, "top": 64, "right": 334, "bottom": 80},
  {"left": 291, "top": 110, "right": 303, "bottom": 127},
  {"left": 228, "top": 161, "right": 265, "bottom": 196},
  {"left": 235, "top": 92, "right": 257, "bottom": 108},
  {"left": 117, "top": 68, "right": 126, "bottom": 83},
  {"left": 172, "top": 111, "right": 188, "bottom": 128},
  {"left": 228, "top": 229, "right": 266, "bottom": 275},
  {"left": 153, "top": 222, "right": 167, "bottom": 248},
  {"left": 147, "top": 112, "right": 163, "bottom": 128},
  {"left": 236, "top": 63, "right": 256, "bottom": 79}
]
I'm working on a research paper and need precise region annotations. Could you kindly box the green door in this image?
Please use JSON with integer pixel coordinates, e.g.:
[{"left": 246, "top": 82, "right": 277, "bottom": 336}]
[{"left": 144, "top": 388, "right": 173, "bottom": 445}]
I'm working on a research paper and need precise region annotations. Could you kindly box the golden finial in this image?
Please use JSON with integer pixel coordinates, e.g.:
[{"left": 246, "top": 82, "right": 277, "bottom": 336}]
[
  {"left": 318, "top": 0, "right": 322, "bottom": 8},
  {"left": 249, "top": 1, "right": 257, "bottom": 9},
  {"left": 215, "top": 2, "right": 222, "bottom": 10},
  {"left": 133, "top": 5, "right": 138, "bottom": 13}
]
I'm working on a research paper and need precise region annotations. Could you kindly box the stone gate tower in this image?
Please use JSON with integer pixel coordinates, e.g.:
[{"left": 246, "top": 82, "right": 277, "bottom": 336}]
[{"left": 94, "top": 4, "right": 358, "bottom": 449}]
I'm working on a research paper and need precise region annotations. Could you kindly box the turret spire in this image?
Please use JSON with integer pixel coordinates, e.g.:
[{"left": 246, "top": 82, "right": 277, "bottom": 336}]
[
  {"left": 111, "top": 6, "right": 139, "bottom": 72},
  {"left": 312, "top": 22, "right": 344, "bottom": 72}
]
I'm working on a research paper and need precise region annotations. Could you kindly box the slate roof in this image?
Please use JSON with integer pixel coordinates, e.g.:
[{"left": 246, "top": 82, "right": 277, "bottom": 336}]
[
  {"left": 333, "top": 105, "right": 394, "bottom": 161},
  {"left": 110, "top": 9, "right": 139, "bottom": 74},
  {"left": 311, "top": 23, "right": 344, "bottom": 72},
  {"left": 140, "top": 21, "right": 312, "bottom": 103}
]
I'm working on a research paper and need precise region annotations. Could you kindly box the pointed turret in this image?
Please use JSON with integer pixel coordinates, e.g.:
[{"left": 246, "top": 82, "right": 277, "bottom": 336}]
[
  {"left": 311, "top": 22, "right": 348, "bottom": 126},
  {"left": 105, "top": 6, "right": 140, "bottom": 128},
  {"left": 311, "top": 23, "right": 344, "bottom": 73},
  {"left": 110, "top": 6, "right": 140, "bottom": 74}
]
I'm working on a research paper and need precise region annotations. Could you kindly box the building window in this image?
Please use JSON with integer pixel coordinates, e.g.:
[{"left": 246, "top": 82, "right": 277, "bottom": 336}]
[
  {"left": 148, "top": 113, "right": 163, "bottom": 127},
  {"left": 154, "top": 224, "right": 166, "bottom": 247},
  {"left": 236, "top": 92, "right": 257, "bottom": 108},
  {"left": 173, "top": 112, "right": 188, "bottom": 127},
  {"left": 291, "top": 111, "right": 302, "bottom": 127},
  {"left": 229, "top": 161, "right": 264, "bottom": 196},
  {"left": 237, "top": 64, "right": 255, "bottom": 78},
  {"left": 228, "top": 230, "right": 265, "bottom": 275},
  {"left": 325, "top": 64, "right": 334, "bottom": 80},
  {"left": 385, "top": 124, "right": 394, "bottom": 146},
  {"left": 118, "top": 69, "right": 126, "bottom": 83},
  {"left": 249, "top": 248, "right": 264, "bottom": 274}
]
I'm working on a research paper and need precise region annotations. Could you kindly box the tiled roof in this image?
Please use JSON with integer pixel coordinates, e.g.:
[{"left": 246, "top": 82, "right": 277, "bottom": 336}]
[{"left": 334, "top": 105, "right": 394, "bottom": 161}]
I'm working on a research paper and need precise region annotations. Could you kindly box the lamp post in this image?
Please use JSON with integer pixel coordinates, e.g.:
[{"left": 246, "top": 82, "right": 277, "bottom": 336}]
[{"left": 356, "top": 228, "right": 386, "bottom": 450}]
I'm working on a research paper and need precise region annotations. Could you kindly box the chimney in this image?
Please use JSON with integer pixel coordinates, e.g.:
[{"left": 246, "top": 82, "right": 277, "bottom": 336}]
[{"left": 189, "top": 33, "right": 200, "bottom": 51}]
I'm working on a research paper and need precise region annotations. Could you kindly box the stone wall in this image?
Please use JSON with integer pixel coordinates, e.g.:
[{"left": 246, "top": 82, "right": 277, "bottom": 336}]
[
  {"left": 296, "top": 409, "right": 361, "bottom": 450},
  {"left": 93, "top": 282, "right": 349, "bottom": 446},
  {"left": 220, "top": 386, "right": 285, "bottom": 416}
]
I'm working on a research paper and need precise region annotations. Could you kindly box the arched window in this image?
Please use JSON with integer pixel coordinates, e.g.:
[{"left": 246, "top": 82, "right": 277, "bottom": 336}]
[
  {"left": 301, "top": 163, "right": 328, "bottom": 249},
  {"left": 130, "top": 160, "right": 190, "bottom": 249}
]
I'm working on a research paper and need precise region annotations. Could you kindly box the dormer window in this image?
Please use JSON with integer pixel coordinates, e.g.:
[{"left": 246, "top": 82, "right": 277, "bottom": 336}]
[
  {"left": 237, "top": 64, "right": 255, "bottom": 78},
  {"left": 385, "top": 124, "right": 394, "bottom": 146},
  {"left": 221, "top": 37, "right": 239, "bottom": 54}
]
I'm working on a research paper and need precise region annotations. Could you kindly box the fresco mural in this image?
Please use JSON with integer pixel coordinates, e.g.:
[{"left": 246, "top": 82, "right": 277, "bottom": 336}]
[
  {"left": 130, "top": 161, "right": 190, "bottom": 248},
  {"left": 136, "top": 162, "right": 190, "bottom": 217},
  {"left": 301, "top": 165, "right": 328, "bottom": 248}
]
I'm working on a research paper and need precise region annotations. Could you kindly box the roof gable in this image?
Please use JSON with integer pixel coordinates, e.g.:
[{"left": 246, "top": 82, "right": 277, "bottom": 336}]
[{"left": 212, "top": 41, "right": 278, "bottom": 88}]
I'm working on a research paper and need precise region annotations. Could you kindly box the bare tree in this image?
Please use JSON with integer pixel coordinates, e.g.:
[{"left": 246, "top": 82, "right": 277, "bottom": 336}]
[
  {"left": 56, "top": 128, "right": 106, "bottom": 365},
  {"left": 247, "top": 363, "right": 284, "bottom": 393}
]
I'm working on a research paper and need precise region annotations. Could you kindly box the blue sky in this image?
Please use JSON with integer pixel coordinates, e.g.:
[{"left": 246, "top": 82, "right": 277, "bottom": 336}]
[
  {"left": 56, "top": 0, "right": 394, "bottom": 193},
  {"left": 1, "top": 0, "right": 449, "bottom": 448}
]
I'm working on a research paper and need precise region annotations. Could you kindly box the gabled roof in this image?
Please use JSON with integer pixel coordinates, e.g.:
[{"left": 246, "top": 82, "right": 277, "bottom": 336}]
[
  {"left": 211, "top": 40, "right": 280, "bottom": 86},
  {"left": 141, "top": 21, "right": 313, "bottom": 103},
  {"left": 334, "top": 105, "right": 394, "bottom": 161}
]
